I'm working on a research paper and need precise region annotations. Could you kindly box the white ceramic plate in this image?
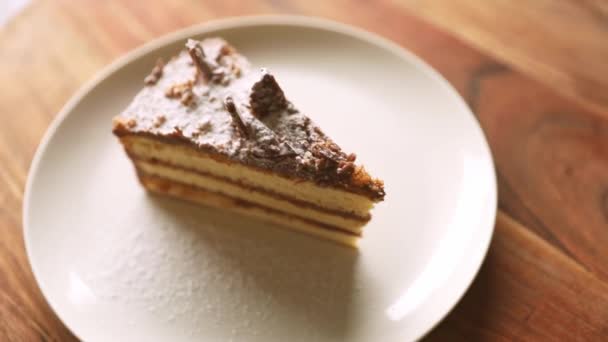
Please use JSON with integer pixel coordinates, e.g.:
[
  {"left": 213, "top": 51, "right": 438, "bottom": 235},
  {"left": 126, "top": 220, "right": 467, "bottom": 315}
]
[{"left": 24, "top": 16, "right": 496, "bottom": 342}]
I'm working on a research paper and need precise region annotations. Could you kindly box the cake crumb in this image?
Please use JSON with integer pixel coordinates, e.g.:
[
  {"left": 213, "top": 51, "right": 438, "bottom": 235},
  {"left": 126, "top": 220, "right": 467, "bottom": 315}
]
[
  {"left": 180, "top": 89, "right": 195, "bottom": 106},
  {"left": 153, "top": 115, "right": 166, "bottom": 128},
  {"left": 197, "top": 120, "right": 212, "bottom": 134},
  {"left": 352, "top": 165, "right": 372, "bottom": 186},
  {"left": 126, "top": 118, "right": 137, "bottom": 128},
  {"left": 144, "top": 58, "right": 164, "bottom": 86},
  {"left": 165, "top": 80, "right": 194, "bottom": 99},
  {"left": 232, "top": 65, "right": 242, "bottom": 77}
]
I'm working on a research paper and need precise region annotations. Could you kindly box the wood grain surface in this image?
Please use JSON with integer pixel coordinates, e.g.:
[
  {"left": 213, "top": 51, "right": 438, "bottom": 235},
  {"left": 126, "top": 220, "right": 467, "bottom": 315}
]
[
  {"left": 396, "top": 0, "right": 608, "bottom": 116},
  {"left": 1, "top": 0, "right": 608, "bottom": 340}
]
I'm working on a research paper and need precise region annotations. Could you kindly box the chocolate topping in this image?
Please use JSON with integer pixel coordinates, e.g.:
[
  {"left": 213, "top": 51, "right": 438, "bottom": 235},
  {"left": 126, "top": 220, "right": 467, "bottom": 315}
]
[
  {"left": 186, "top": 39, "right": 213, "bottom": 82},
  {"left": 186, "top": 38, "right": 242, "bottom": 86},
  {"left": 249, "top": 70, "right": 288, "bottom": 119},
  {"left": 223, "top": 96, "right": 248, "bottom": 138},
  {"left": 116, "top": 38, "right": 385, "bottom": 201}
]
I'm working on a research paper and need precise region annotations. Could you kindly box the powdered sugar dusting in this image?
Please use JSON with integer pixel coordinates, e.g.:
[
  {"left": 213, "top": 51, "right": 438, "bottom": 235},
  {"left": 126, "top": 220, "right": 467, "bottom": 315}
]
[
  {"left": 78, "top": 190, "right": 359, "bottom": 340},
  {"left": 121, "top": 51, "right": 242, "bottom": 155}
]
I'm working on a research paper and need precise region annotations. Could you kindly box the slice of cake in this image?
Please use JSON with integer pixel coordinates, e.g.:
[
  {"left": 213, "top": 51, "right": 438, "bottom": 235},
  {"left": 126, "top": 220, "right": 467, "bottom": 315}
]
[{"left": 113, "top": 38, "right": 385, "bottom": 246}]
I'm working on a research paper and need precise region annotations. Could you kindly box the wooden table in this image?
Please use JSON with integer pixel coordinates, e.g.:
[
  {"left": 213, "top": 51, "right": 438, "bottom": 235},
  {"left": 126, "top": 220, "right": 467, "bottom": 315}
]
[{"left": 2, "top": 1, "right": 608, "bottom": 340}]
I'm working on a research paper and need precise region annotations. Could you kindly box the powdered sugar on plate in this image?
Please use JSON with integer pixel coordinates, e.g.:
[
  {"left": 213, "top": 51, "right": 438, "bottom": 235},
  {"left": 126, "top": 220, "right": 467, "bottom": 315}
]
[{"left": 73, "top": 147, "right": 360, "bottom": 340}]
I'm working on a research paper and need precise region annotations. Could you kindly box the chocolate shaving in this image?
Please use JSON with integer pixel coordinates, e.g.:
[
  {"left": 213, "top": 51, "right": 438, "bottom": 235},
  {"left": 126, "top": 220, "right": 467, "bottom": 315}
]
[
  {"left": 186, "top": 39, "right": 213, "bottom": 82},
  {"left": 144, "top": 58, "right": 164, "bottom": 85},
  {"left": 211, "top": 68, "right": 229, "bottom": 85},
  {"left": 250, "top": 141, "right": 295, "bottom": 160},
  {"left": 277, "top": 139, "right": 297, "bottom": 157},
  {"left": 311, "top": 141, "right": 343, "bottom": 163},
  {"left": 224, "top": 96, "right": 248, "bottom": 138},
  {"left": 197, "top": 120, "right": 212, "bottom": 134},
  {"left": 168, "top": 126, "right": 184, "bottom": 138},
  {"left": 249, "top": 70, "right": 288, "bottom": 119},
  {"left": 337, "top": 161, "right": 355, "bottom": 176}
]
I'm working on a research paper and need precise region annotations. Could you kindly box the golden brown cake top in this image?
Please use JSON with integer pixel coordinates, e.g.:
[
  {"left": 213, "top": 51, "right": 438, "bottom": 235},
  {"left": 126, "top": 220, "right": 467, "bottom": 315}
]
[{"left": 113, "top": 38, "right": 385, "bottom": 201}]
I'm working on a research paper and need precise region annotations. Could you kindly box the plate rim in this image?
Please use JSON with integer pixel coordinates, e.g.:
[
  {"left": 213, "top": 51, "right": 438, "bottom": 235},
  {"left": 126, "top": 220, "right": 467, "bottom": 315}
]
[{"left": 23, "top": 15, "right": 497, "bottom": 341}]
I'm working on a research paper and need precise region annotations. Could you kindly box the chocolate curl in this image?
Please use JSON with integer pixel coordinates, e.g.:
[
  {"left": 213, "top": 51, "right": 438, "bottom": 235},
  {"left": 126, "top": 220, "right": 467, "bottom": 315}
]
[
  {"left": 249, "top": 69, "right": 288, "bottom": 119},
  {"left": 186, "top": 39, "right": 213, "bottom": 82},
  {"left": 223, "top": 96, "right": 249, "bottom": 138}
]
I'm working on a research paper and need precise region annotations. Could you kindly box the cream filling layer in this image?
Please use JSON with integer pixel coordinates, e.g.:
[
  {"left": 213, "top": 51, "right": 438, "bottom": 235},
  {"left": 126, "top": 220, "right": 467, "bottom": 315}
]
[
  {"left": 135, "top": 160, "right": 366, "bottom": 232},
  {"left": 139, "top": 174, "right": 359, "bottom": 247},
  {"left": 121, "top": 136, "right": 375, "bottom": 216}
]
